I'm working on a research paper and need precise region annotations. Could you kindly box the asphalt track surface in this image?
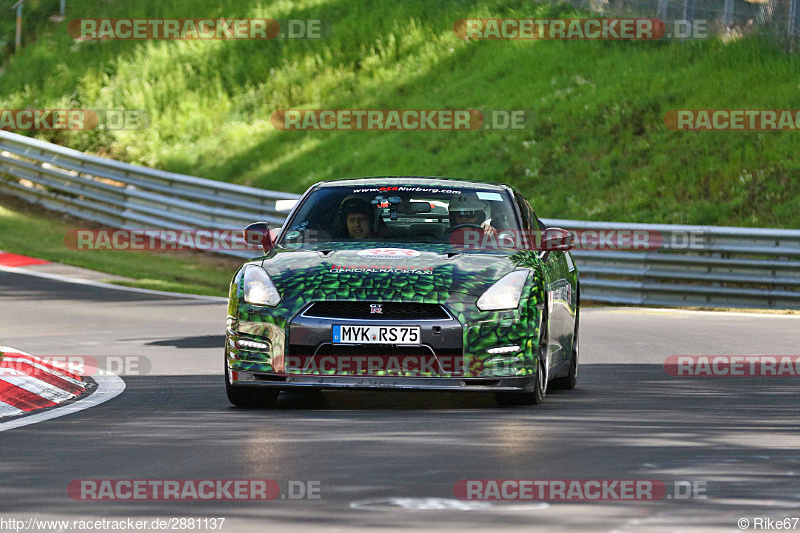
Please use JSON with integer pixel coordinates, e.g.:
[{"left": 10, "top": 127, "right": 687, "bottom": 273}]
[{"left": 1, "top": 268, "right": 799, "bottom": 532}]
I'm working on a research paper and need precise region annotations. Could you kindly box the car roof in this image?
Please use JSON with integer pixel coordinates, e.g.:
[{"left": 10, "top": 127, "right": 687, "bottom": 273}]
[{"left": 315, "top": 176, "right": 509, "bottom": 191}]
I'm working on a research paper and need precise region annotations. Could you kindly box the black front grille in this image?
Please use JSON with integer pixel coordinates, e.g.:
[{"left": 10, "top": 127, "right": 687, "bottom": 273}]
[{"left": 303, "top": 301, "right": 449, "bottom": 320}]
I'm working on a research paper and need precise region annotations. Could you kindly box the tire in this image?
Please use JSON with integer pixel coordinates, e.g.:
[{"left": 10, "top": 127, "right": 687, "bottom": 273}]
[
  {"left": 496, "top": 315, "right": 548, "bottom": 406},
  {"left": 225, "top": 358, "right": 279, "bottom": 408},
  {"left": 551, "top": 310, "right": 579, "bottom": 391}
]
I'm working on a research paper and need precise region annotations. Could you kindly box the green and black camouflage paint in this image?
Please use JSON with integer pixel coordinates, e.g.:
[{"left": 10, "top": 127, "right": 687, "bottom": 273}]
[{"left": 226, "top": 242, "right": 578, "bottom": 379}]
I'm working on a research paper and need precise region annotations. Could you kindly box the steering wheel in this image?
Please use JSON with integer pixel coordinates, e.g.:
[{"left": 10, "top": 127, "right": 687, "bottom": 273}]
[{"left": 444, "top": 223, "right": 484, "bottom": 235}]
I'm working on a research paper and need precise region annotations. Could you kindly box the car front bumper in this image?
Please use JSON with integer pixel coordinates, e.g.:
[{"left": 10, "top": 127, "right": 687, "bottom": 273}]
[{"left": 229, "top": 370, "right": 536, "bottom": 392}]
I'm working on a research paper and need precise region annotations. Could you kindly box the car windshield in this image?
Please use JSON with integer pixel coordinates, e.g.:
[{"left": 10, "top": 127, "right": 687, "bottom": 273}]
[{"left": 278, "top": 184, "right": 522, "bottom": 247}]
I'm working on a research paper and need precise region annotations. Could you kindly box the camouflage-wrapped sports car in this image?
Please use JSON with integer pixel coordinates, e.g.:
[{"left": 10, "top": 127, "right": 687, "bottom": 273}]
[{"left": 225, "top": 177, "right": 579, "bottom": 407}]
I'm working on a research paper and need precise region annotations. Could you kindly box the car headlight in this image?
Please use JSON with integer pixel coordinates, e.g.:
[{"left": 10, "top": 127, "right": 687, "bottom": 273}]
[
  {"left": 242, "top": 265, "right": 281, "bottom": 306},
  {"left": 476, "top": 270, "right": 530, "bottom": 311}
]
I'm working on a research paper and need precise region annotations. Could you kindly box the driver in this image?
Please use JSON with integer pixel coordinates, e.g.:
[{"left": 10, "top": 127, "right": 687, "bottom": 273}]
[
  {"left": 448, "top": 196, "right": 497, "bottom": 236},
  {"left": 338, "top": 197, "right": 379, "bottom": 239}
]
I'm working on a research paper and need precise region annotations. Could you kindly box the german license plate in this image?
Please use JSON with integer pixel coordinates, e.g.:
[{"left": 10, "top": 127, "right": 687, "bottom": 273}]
[{"left": 332, "top": 325, "right": 421, "bottom": 345}]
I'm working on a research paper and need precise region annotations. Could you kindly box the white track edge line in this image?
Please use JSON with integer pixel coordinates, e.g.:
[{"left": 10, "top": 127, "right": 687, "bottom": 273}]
[{"left": 0, "top": 264, "right": 227, "bottom": 302}]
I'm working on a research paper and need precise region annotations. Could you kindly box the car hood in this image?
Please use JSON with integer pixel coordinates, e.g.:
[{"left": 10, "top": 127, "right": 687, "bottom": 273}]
[{"left": 259, "top": 244, "right": 521, "bottom": 303}]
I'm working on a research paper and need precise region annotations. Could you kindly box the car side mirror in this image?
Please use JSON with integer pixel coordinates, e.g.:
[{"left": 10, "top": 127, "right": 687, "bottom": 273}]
[
  {"left": 242, "top": 221, "right": 274, "bottom": 254},
  {"left": 541, "top": 227, "right": 575, "bottom": 252}
]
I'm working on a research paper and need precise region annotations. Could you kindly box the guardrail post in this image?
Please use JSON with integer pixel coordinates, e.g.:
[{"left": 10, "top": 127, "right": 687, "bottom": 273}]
[
  {"left": 723, "top": 0, "right": 734, "bottom": 28},
  {"left": 14, "top": 3, "right": 22, "bottom": 52},
  {"left": 683, "top": 0, "right": 695, "bottom": 24},
  {"left": 657, "top": 0, "right": 668, "bottom": 20},
  {"left": 790, "top": 0, "right": 799, "bottom": 52}
]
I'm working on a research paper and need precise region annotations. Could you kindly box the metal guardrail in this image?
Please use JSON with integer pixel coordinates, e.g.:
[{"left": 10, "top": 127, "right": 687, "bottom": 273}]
[
  {"left": 540, "top": 219, "right": 800, "bottom": 308},
  {"left": 0, "top": 130, "right": 298, "bottom": 259},
  {"left": 1, "top": 130, "right": 798, "bottom": 309}
]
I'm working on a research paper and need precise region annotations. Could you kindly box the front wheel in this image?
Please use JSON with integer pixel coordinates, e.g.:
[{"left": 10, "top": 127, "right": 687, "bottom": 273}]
[{"left": 225, "top": 359, "right": 279, "bottom": 408}]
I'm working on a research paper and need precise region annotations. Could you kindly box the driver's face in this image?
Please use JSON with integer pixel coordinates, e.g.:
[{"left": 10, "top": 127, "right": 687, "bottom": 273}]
[
  {"left": 347, "top": 212, "right": 370, "bottom": 239},
  {"left": 453, "top": 212, "right": 480, "bottom": 226}
]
